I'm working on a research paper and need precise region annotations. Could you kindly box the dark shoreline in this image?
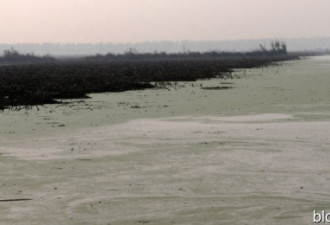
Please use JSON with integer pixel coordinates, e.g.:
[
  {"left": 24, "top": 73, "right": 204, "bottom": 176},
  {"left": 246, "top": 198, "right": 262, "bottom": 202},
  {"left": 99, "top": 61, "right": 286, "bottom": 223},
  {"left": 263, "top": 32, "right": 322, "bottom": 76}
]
[{"left": 0, "top": 52, "right": 298, "bottom": 110}]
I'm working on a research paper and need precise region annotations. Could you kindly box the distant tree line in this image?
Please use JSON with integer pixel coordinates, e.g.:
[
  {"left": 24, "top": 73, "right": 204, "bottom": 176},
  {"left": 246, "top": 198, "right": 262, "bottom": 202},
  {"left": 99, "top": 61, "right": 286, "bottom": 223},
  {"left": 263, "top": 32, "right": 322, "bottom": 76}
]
[
  {"left": 2, "top": 38, "right": 330, "bottom": 55},
  {"left": 259, "top": 41, "right": 287, "bottom": 54},
  {"left": 85, "top": 41, "right": 288, "bottom": 62},
  {"left": 0, "top": 48, "right": 55, "bottom": 64}
]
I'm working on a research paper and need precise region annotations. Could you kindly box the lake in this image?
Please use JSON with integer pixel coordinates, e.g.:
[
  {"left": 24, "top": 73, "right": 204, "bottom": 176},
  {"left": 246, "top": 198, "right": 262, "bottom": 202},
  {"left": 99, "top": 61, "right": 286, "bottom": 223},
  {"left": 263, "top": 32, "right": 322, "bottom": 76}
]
[{"left": 1, "top": 55, "right": 330, "bottom": 224}]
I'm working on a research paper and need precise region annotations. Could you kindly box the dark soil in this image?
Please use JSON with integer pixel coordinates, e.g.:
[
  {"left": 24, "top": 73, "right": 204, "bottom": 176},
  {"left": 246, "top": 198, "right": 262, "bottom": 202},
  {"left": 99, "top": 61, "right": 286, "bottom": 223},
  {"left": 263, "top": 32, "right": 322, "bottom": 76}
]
[{"left": 0, "top": 53, "right": 298, "bottom": 110}]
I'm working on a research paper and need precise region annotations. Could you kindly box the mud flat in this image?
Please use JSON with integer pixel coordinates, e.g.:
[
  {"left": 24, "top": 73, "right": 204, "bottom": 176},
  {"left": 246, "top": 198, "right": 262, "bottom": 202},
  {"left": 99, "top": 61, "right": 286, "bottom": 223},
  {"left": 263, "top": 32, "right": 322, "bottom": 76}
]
[{"left": 1, "top": 56, "right": 330, "bottom": 224}]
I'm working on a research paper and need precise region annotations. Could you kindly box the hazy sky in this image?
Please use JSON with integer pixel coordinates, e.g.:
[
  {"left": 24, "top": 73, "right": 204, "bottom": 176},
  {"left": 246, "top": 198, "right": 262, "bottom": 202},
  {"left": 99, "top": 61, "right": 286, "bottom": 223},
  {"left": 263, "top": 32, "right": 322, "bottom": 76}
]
[{"left": 1, "top": 0, "right": 329, "bottom": 43}]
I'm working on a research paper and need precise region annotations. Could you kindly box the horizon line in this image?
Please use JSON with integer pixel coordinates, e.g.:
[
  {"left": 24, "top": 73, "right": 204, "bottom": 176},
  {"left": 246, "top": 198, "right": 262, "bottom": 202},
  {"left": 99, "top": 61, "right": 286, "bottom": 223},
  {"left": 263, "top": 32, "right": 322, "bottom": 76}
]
[{"left": 1, "top": 36, "right": 330, "bottom": 45}]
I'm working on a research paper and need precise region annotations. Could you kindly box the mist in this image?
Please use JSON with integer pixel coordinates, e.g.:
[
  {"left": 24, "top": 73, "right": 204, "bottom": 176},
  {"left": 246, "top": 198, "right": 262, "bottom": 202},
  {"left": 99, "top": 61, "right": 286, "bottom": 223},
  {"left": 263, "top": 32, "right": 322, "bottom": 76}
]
[{"left": 1, "top": 37, "right": 330, "bottom": 56}]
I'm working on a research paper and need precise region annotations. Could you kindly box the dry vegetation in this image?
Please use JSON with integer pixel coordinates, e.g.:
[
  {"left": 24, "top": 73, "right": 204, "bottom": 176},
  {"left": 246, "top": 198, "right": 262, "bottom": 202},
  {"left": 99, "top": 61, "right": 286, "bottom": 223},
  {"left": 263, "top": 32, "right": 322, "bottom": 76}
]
[{"left": 0, "top": 46, "right": 297, "bottom": 110}]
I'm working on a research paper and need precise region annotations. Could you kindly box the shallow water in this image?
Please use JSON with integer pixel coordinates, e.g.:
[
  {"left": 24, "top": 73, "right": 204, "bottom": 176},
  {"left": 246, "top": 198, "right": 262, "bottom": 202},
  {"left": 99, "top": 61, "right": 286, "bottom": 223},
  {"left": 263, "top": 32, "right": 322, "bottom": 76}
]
[{"left": 1, "top": 56, "right": 330, "bottom": 224}]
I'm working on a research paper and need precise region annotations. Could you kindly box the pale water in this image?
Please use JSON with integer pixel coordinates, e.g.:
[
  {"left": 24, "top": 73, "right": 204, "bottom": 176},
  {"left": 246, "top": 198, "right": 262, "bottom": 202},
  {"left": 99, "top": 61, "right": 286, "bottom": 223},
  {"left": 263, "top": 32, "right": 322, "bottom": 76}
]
[{"left": 1, "top": 56, "right": 330, "bottom": 224}]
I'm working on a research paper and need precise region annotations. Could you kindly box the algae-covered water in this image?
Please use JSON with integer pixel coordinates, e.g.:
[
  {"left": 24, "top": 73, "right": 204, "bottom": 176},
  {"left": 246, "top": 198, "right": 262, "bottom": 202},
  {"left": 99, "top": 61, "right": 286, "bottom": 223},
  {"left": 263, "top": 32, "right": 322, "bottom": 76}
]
[{"left": 1, "top": 56, "right": 330, "bottom": 224}]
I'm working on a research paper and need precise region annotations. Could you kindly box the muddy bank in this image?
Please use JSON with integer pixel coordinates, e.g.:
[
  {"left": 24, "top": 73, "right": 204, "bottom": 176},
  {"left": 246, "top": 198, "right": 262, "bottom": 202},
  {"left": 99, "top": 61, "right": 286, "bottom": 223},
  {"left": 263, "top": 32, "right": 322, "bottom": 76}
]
[{"left": 0, "top": 53, "right": 296, "bottom": 110}]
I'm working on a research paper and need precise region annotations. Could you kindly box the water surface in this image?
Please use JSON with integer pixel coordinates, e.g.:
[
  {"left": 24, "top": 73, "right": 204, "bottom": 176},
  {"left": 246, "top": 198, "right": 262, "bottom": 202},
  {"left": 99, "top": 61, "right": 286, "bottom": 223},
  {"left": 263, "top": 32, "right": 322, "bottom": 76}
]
[{"left": 1, "top": 56, "right": 330, "bottom": 224}]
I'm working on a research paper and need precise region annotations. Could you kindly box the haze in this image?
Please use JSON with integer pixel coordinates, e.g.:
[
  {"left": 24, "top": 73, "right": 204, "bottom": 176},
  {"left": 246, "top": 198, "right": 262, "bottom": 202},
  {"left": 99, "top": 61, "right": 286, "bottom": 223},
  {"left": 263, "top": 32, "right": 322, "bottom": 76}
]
[{"left": 1, "top": 0, "right": 329, "bottom": 43}]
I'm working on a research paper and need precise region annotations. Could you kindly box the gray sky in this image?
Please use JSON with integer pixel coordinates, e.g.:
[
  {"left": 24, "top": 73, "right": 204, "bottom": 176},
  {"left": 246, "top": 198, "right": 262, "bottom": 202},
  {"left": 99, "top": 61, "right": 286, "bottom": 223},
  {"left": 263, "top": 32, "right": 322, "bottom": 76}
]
[{"left": 1, "top": 0, "right": 329, "bottom": 43}]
